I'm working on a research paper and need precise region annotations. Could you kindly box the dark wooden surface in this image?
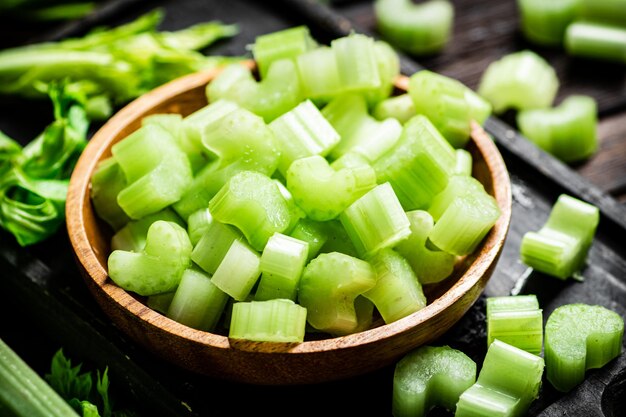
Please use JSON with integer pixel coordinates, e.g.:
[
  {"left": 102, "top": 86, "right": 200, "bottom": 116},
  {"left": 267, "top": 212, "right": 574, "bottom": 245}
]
[{"left": 1, "top": 0, "right": 625, "bottom": 416}]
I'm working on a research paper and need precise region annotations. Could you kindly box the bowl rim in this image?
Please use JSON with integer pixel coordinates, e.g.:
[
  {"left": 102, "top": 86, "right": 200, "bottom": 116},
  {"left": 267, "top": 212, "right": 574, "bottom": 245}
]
[{"left": 66, "top": 61, "right": 512, "bottom": 355}]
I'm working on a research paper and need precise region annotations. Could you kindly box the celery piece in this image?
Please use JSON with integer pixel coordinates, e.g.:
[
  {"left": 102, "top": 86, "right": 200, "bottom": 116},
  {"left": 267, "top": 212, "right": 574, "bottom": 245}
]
[
  {"left": 520, "top": 194, "right": 599, "bottom": 279},
  {"left": 564, "top": 22, "right": 626, "bottom": 64},
  {"left": 374, "top": 0, "right": 454, "bottom": 55},
  {"left": 269, "top": 99, "right": 340, "bottom": 177},
  {"left": 365, "top": 40, "right": 401, "bottom": 105},
  {"left": 517, "top": 95, "right": 598, "bottom": 163},
  {"left": 289, "top": 218, "right": 329, "bottom": 261},
  {"left": 255, "top": 233, "right": 309, "bottom": 301},
  {"left": 146, "top": 291, "right": 175, "bottom": 315},
  {"left": 252, "top": 25, "right": 317, "bottom": 79},
  {"left": 90, "top": 157, "right": 129, "bottom": 231},
  {"left": 545, "top": 303, "right": 624, "bottom": 392},
  {"left": 393, "top": 345, "right": 476, "bottom": 417},
  {"left": 111, "top": 208, "right": 184, "bottom": 252},
  {"left": 298, "top": 252, "right": 377, "bottom": 335},
  {"left": 112, "top": 124, "right": 193, "bottom": 219},
  {"left": 296, "top": 46, "right": 342, "bottom": 104},
  {"left": 427, "top": 174, "right": 487, "bottom": 221},
  {"left": 363, "top": 248, "right": 427, "bottom": 323},
  {"left": 170, "top": 159, "right": 221, "bottom": 221},
  {"left": 211, "top": 239, "right": 261, "bottom": 301},
  {"left": 373, "top": 115, "right": 456, "bottom": 210},
  {"left": 486, "top": 295, "right": 543, "bottom": 355},
  {"left": 331, "top": 33, "right": 381, "bottom": 93},
  {"left": 517, "top": 0, "right": 581, "bottom": 46},
  {"left": 187, "top": 208, "right": 213, "bottom": 246},
  {"left": 229, "top": 298, "right": 307, "bottom": 343},
  {"left": 209, "top": 171, "right": 291, "bottom": 251},
  {"left": 455, "top": 148, "right": 473, "bottom": 176},
  {"left": 191, "top": 220, "right": 243, "bottom": 275},
  {"left": 477, "top": 50, "right": 559, "bottom": 114},
  {"left": 319, "top": 219, "right": 360, "bottom": 258},
  {"left": 394, "top": 210, "right": 456, "bottom": 284},
  {"left": 108, "top": 220, "right": 192, "bottom": 296},
  {"left": 372, "top": 94, "right": 416, "bottom": 124},
  {"left": 580, "top": 0, "right": 626, "bottom": 28},
  {"left": 330, "top": 152, "right": 371, "bottom": 171},
  {"left": 183, "top": 98, "right": 239, "bottom": 158},
  {"left": 273, "top": 179, "right": 305, "bottom": 234},
  {"left": 340, "top": 182, "right": 412, "bottom": 258},
  {"left": 464, "top": 88, "right": 493, "bottom": 126},
  {"left": 456, "top": 340, "right": 544, "bottom": 417},
  {"left": 167, "top": 267, "right": 229, "bottom": 332},
  {"left": 286, "top": 155, "right": 377, "bottom": 221}
]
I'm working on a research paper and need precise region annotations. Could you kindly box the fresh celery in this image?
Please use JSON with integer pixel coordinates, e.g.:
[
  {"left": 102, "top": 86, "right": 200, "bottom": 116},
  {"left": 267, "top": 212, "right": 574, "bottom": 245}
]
[
  {"left": 486, "top": 295, "right": 543, "bottom": 355},
  {"left": 517, "top": 0, "right": 581, "bottom": 46},
  {"left": 331, "top": 33, "right": 381, "bottom": 94},
  {"left": 146, "top": 291, "right": 175, "bottom": 315},
  {"left": 229, "top": 298, "right": 307, "bottom": 343},
  {"left": 288, "top": 218, "right": 329, "bottom": 261},
  {"left": 580, "top": 0, "right": 626, "bottom": 27},
  {"left": 366, "top": 40, "right": 401, "bottom": 105},
  {"left": 191, "top": 220, "right": 243, "bottom": 275},
  {"left": 210, "top": 239, "right": 261, "bottom": 301},
  {"left": 318, "top": 219, "right": 360, "bottom": 258},
  {"left": 427, "top": 175, "right": 486, "bottom": 221},
  {"left": 90, "top": 157, "right": 129, "bottom": 231},
  {"left": 455, "top": 149, "right": 473, "bottom": 176},
  {"left": 296, "top": 46, "right": 342, "bottom": 104},
  {"left": 564, "top": 22, "right": 626, "bottom": 64},
  {"left": 372, "top": 94, "right": 416, "bottom": 124},
  {"left": 110, "top": 207, "right": 184, "bottom": 252},
  {"left": 186, "top": 208, "right": 213, "bottom": 246},
  {"left": 252, "top": 26, "right": 317, "bottom": 79}
]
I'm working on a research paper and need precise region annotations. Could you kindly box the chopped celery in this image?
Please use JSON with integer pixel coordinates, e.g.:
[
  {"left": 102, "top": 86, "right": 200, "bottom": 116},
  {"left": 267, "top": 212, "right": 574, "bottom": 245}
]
[
  {"left": 486, "top": 295, "right": 543, "bottom": 355},
  {"left": 517, "top": 95, "right": 598, "bottom": 163},
  {"left": 339, "top": 182, "right": 411, "bottom": 258},
  {"left": 520, "top": 194, "right": 599, "bottom": 279},
  {"left": 366, "top": 40, "right": 401, "bottom": 105},
  {"left": 146, "top": 291, "right": 175, "bottom": 315},
  {"left": 394, "top": 210, "right": 456, "bottom": 284},
  {"left": 372, "top": 93, "right": 416, "bottom": 124},
  {"left": 319, "top": 219, "right": 360, "bottom": 258},
  {"left": 210, "top": 239, "right": 261, "bottom": 301},
  {"left": 182, "top": 98, "right": 239, "bottom": 160},
  {"left": 108, "top": 220, "right": 192, "bottom": 296},
  {"left": 298, "top": 252, "right": 377, "bottom": 335},
  {"left": 363, "top": 248, "right": 427, "bottom": 323},
  {"left": 286, "top": 155, "right": 377, "bottom": 221},
  {"left": 373, "top": 115, "right": 456, "bottom": 210},
  {"left": 187, "top": 208, "right": 213, "bottom": 246},
  {"left": 255, "top": 233, "right": 309, "bottom": 301},
  {"left": 427, "top": 174, "right": 488, "bottom": 221},
  {"left": 544, "top": 303, "right": 624, "bottom": 392},
  {"left": 477, "top": 50, "right": 559, "bottom": 114},
  {"left": 374, "top": 0, "right": 454, "bottom": 55},
  {"left": 90, "top": 157, "right": 129, "bottom": 231},
  {"left": 296, "top": 46, "right": 342, "bottom": 104},
  {"left": 580, "top": 0, "right": 626, "bottom": 28},
  {"left": 331, "top": 33, "right": 381, "bottom": 94},
  {"left": 289, "top": 218, "right": 329, "bottom": 261},
  {"left": 455, "top": 149, "right": 473, "bottom": 176},
  {"left": 517, "top": 0, "right": 581, "bottom": 46},
  {"left": 393, "top": 345, "right": 476, "bottom": 417},
  {"left": 564, "top": 22, "right": 626, "bottom": 64},
  {"left": 456, "top": 339, "right": 544, "bottom": 417},
  {"left": 191, "top": 220, "right": 243, "bottom": 275},
  {"left": 111, "top": 208, "right": 184, "bottom": 252},
  {"left": 229, "top": 299, "right": 307, "bottom": 343},
  {"left": 251, "top": 25, "right": 317, "bottom": 79},
  {"left": 167, "top": 267, "right": 229, "bottom": 332}
]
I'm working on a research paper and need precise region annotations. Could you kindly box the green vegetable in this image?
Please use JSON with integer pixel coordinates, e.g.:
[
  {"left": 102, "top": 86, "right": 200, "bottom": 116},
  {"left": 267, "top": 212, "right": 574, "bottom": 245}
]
[
  {"left": 190, "top": 220, "right": 243, "bottom": 275},
  {"left": 517, "top": 0, "right": 581, "bottom": 46},
  {"left": 110, "top": 208, "right": 184, "bottom": 252},
  {"left": 579, "top": 0, "right": 626, "bottom": 27},
  {"left": 229, "top": 298, "right": 308, "bottom": 343},
  {"left": 564, "top": 22, "right": 626, "bottom": 64},
  {"left": 545, "top": 303, "right": 624, "bottom": 392},
  {"left": 486, "top": 295, "right": 543, "bottom": 355},
  {"left": 210, "top": 238, "right": 261, "bottom": 301},
  {"left": 372, "top": 94, "right": 416, "bottom": 124},
  {"left": 251, "top": 26, "right": 317, "bottom": 79}
]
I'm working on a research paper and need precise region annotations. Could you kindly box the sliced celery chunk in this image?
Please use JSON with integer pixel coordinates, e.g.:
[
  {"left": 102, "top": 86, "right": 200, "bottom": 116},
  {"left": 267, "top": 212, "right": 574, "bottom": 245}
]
[
  {"left": 209, "top": 170, "right": 292, "bottom": 251},
  {"left": 229, "top": 298, "right": 307, "bottom": 343},
  {"left": 520, "top": 194, "right": 599, "bottom": 279},
  {"left": 111, "top": 207, "right": 184, "bottom": 252},
  {"left": 365, "top": 40, "right": 401, "bottom": 105},
  {"left": 108, "top": 220, "right": 192, "bottom": 296},
  {"left": 456, "top": 339, "right": 544, "bottom": 417},
  {"left": 289, "top": 218, "right": 329, "bottom": 261},
  {"left": 90, "top": 156, "right": 129, "bottom": 231},
  {"left": 298, "top": 252, "right": 377, "bottom": 335},
  {"left": 427, "top": 174, "right": 488, "bottom": 221},
  {"left": 372, "top": 93, "right": 416, "bottom": 124},
  {"left": 296, "top": 46, "right": 343, "bottom": 104},
  {"left": 580, "top": 0, "right": 626, "bottom": 28},
  {"left": 331, "top": 33, "right": 381, "bottom": 93},
  {"left": 517, "top": 0, "right": 581, "bottom": 46},
  {"left": 167, "top": 267, "right": 229, "bottom": 332},
  {"left": 211, "top": 239, "right": 261, "bottom": 301},
  {"left": 339, "top": 182, "right": 412, "bottom": 258},
  {"left": 477, "top": 50, "right": 559, "bottom": 114},
  {"left": 373, "top": 115, "right": 456, "bottom": 210},
  {"left": 191, "top": 220, "right": 243, "bottom": 275},
  {"left": 517, "top": 95, "right": 598, "bottom": 163},
  {"left": 252, "top": 25, "right": 317, "bottom": 79},
  {"left": 187, "top": 208, "right": 213, "bottom": 246},
  {"left": 455, "top": 148, "right": 473, "bottom": 176},
  {"left": 486, "top": 295, "right": 543, "bottom": 355},
  {"left": 374, "top": 0, "right": 454, "bottom": 55},
  {"left": 393, "top": 345, "right": 476, "bottom": 417},
  {"left": 545, "top": 303, "right": 624, "bottom": 392},
  {"left": 319, "top": 219, "right": 360, "bottom": 258},
  {"left": 255, "top": 233, "right": 309, "bottom": 302},
  {"left": 565, "top": 21, "right": 626, "bottom": 64},
  {"left": 394, "top": 210, "right": 456, "bottom": 284},
  {"left": 363, "top": 248, "right": 427, "bottom": 324}
]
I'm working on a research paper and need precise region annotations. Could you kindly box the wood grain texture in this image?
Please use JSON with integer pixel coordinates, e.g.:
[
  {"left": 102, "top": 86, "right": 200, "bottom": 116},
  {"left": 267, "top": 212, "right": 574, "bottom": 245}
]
[{"left": 66, "top": 61, "right": 511, "bottom": 385}]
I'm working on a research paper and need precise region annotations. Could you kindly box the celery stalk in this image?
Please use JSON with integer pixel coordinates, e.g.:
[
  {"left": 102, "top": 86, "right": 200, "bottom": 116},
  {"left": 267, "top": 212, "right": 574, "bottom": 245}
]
[
  {"left": 372, "top": 94, "right": 416, "bottom": 124},
  {"left": 296, "top": 46, "right": 342, "bottom": 104},
  {"left": 90, "top": 157, "right": 129, "bottom": 231},
  {"left": 191, "top": 220, "right": 243, "bottom": 275},
  {"left": 111, "top": 208, "right": 184, "bottom": 252},
  {"left": 229, "top": 299, "right": 307, "bottom": 343},
  {"left": 210, "top": 239, "right": 261, "bottom": 301},
  {"left": 486, "top": 295, "right": 543, "bottom": 355},
  {"left": 517, "top": 0, "right": 581, "bottom": 46},
  {"left": 187, "top": 208, "right": 213, "bottom": 246},
  {"left": 289, "top": 218, "right": 329, "bottom": 261},
  {"left": 252, "top": 26, "right": 317, "bottom": 79},
  {"left": 564, "top": 22, "right": 626, "bottom": 64}
]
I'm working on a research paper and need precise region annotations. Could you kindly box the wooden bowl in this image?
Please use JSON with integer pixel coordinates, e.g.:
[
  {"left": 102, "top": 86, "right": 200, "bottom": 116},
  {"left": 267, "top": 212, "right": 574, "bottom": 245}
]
[{"left": 66, "top": 61, "right": 512, "bottom": 385}]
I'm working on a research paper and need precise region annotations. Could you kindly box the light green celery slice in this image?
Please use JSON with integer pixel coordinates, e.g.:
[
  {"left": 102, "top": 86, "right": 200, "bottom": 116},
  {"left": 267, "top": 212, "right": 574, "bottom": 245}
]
[
  {"left": 464, "top": 88, "right": 493, "bottom": 125},
  {"left": 90, "top": 157, "right": 130, "bottom": 230},
  {"left": 429, "top": 192, "right": 500, "bottom": 256},
  {"left": 373, "top": 115, "right": 456, "bottom": 210},
  {"left": 210, "top": 239, "right": 261, "bottom": 301},
  {"left": 209, "top": 171, "right": 291, "bottom": 251},
  {"left": 205, "top": 63, "right": 254, "bottom": 108},
  {"left": 374, "top": 0, "right": 454, "bottom": 55},
  {"left": 255, "top": 233, "right": 309, "bottom": 301},
  {"left": 565, "top": 21, "right": 626, "bottom": 64},
  {"left": 229, "top": 298, "right": 307, "bottom": 343},
  {"left": 167, "top": 267, "right": 229, "bottom": 332},
  {"left": 580, "top": 0, "right": 626, "bottom": 28},
  {"left": 191, "top": 220, "right": 242, "bottom": 275},
  {"left": 353, "top": 295, "right": 376, "bottom": 333},
  {"left": 296, "top": 46, "right": 342, "bottom": 104},
  {"left": 252, "top": 25, "right": 317, "bottom": 79},
  {"left": 146, "top": 291, "right": 175, "bottom": 315},
  {"left": 298, "top": 252, "right": 377, "bottom": 336},
  {"left": 111, "top": 208, "right": 184, "bottom": 252},
  {"left": 544, "top": 303, "right": 624, "bottom": 392},
  {"left": 365, "top": 40, "right": 401, "bottom": 105},
  {"left": 517, "top": 95, "right": 598, "bottom": 163},
  {"left": 486, "top": 295, "right": 543, "bottom": 355},
  {"left": 286, "top": 155, "right": 377, "bottom": 221},
  {"left": 187, "top": 208, "right": 213, "bottom": 246},
  {"left": 393, "top": 345, "right": 476, "bottom": 417},
  {"left": 170, "top": 159, "right": 222, "bottom": 221},
  {"left": 108, "top": 220, "right": 192, "bottom": 296},
  {"left": 319, "top": 219, "right": 360, "bottom": 258},
  {"left": 372, "top": 93, "right": 416, "bottom": 124},
  {"left": 339, "top": 182, "right": 411, "bottom": 258},
  {"left": 456, "top": 339, "right": 544, "bottom": 417},
  {"left": 517, "top": 0, "right": 581, "bottom": 46},
  {"left": 394, "top": 210, "right": 456, "bottom": 284},
  {"left": 477, "top": 50, "right": 559, "bottom": 114},
  {"left": 288, "top": 218, "right": 329, "bottom": 261},
  {"left": 273, "top": 179, "right": 305, "bottom": 234},
  {"left": 363, "top": 248, "right": 426, "bottom": 323},
  {"left": 520, "top": 194, "right": 599, "bottom": 279},
  {"left": 427, "top": 175, "right": 486, "bottom": 221},
  {"left": 330, "top": 152, "right": 371, "bottom": 171},
  {"left": 269, "top": 99, "right": 341, "bottom": 177},
  {"left": 455, "top": 149, "right": 473, "bottom": 175},
  {"left": 331, "top": 33, "right": 381, "bottom": 93}
]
